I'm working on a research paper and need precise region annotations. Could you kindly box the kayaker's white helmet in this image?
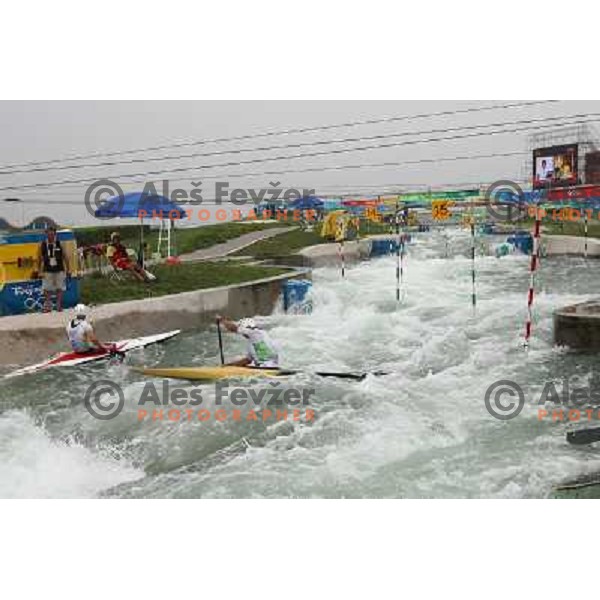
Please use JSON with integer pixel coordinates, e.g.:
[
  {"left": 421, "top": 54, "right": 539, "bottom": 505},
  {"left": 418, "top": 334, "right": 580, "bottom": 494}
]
[
  {"left": 74, "top": 303, "right": 89, "bottom": 319},
  {"left": 238, "top": 318, "right": 257, "bottom": 330}
]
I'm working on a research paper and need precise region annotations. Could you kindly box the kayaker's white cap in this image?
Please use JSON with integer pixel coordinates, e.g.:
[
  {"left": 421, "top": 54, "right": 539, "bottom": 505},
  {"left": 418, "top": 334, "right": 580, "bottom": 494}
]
[
  {"left": 74, "top": 303, "right": 89, "bottom": 318},
  {"left": 238, "top": 318, "right": 256, "bottom": 330}
]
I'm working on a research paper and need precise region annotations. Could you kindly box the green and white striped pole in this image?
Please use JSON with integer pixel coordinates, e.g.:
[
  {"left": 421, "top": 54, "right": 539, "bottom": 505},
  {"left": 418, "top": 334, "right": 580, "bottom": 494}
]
[{"left": 470, "top": 222, "right": 476, "bottom": 312}]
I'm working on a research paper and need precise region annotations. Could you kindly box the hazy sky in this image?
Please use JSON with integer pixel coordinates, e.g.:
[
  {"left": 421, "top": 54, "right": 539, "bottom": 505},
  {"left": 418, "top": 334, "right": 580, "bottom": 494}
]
[{"left": 0, "top": 100, "right": 598, "bottom": 226}]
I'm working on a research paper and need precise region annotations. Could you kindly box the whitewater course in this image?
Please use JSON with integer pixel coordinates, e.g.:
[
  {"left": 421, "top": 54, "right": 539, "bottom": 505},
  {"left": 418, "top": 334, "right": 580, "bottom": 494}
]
[{"left": 2, "top": 228, "right": 600, "bottom": 498}]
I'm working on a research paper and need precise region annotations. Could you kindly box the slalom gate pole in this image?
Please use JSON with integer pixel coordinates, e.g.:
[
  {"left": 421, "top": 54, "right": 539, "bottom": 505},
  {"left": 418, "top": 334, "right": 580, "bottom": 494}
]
[
  {"left": 140, "top": 216, "right": 145, "bottom": 269},
  {"left": 470, "top": 221, "right": 476, "bottom": 312},
  {"left": 444, "top": 228, "right": 449, "bottom": 258},
  {"left": 584, "top": 208, "right": 589, "bottom": 259},
  {"left": 523, "top": 210, "right": 542, "bottom": 349},
  {"left": 400, "top": 230, "right": 406, "bottom": 302},
  {"left": 396, "top": 215, "right": 401, "bottom": 303},
  {"left": 339, "top": 240, "right": 345, "bottom": 278},
  {"left": 216, "top": 318, "right": 225, "bottom": 365},
  {"left": 390, "top": 201, "right": 396, "bottom": 256}
]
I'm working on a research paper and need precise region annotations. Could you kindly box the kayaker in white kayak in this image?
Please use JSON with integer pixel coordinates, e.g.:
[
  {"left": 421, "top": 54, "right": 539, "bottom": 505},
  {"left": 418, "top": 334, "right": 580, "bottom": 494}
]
[
  {"left": 66, "top": 304, "right": 113, "bottom": 354},
  {"left": 217, "top": 316, "right": 280, "bottom": 368}
]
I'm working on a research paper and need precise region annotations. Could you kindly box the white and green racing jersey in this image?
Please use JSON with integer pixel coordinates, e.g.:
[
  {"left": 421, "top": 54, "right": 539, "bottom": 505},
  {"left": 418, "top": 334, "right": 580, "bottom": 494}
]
[{"left": 238, "top": 326, "right": 279, "bottom": 368}]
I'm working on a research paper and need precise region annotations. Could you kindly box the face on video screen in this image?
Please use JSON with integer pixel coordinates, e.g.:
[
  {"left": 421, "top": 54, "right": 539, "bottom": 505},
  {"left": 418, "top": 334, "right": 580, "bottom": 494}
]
[
  {"left": 536, "top": 157, "right": 554, "bottom": 180},
  {"left": 533, "top": 145, "right": 578, "bottom": 188}
]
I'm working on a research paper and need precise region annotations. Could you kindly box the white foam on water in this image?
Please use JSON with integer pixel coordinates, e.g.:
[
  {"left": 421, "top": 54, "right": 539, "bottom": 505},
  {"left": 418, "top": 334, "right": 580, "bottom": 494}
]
[
  {"left": 6, "top": 230, "right": 600, "bottom": 498},
  {"left": 0, "top": 410, "right": 142, "bottom": 498},
  {"left": 137, "top": 233, "right": 600, "bottom": 498}
]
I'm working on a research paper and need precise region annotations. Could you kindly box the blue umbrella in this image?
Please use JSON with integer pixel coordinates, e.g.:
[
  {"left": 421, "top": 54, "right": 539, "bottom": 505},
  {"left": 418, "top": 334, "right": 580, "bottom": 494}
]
[
  {"left": 288, "top": 196, "right": 325, "bottom": 211},
  {"left": 94, "top": 192, "right": 188, "bottom": 265},
  {"left": 94, "top": 192, "right": 187, "bottom": 220}
]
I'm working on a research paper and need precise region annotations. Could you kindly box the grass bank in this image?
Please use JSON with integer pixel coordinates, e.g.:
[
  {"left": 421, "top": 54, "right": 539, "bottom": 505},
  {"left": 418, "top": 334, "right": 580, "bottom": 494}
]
[
  {"left": 541, "top": 220, "right": 600, "bottom": 239},
  {"left": 495, "top": 214, "right": 600, "bottom": 239},
  {"left": 74, "top": 222, "right": 288, "bottom": 254},
  {"left": 232, "top": 217, "right": 398, "bottom": 259},
  {"left": 80, "top": 260, "right": 289, "bottom": 305},
  {"left": 232, "top": 228, "right": 324, "bottom": 259}
]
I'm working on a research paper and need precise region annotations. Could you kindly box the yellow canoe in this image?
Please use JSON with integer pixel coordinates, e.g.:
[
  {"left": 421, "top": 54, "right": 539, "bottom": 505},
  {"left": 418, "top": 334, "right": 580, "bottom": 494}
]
[{"left": 133, "top": 366, "right": 283, "bottom": 381}]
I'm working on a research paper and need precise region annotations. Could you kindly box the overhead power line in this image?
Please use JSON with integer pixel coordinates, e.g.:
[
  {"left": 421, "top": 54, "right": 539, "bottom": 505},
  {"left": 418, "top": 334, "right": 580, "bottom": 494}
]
[
  {"left": 0, "top": 109, "right": 589, "bottom": 177},
  {"left": 0, "top": 115, "right": 596, "bottom": 193},
  {"left": 39, "top": 149, "right": 530, "bottom": 198},
  {"left": 0, "top": 100, "right": 559, "bottom": 172}
]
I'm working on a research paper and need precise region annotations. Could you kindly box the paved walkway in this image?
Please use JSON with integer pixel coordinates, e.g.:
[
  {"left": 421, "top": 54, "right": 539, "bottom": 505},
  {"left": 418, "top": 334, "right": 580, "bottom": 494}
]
[{"left": 180, "top": 226, "right": 297, "bottom": 262}]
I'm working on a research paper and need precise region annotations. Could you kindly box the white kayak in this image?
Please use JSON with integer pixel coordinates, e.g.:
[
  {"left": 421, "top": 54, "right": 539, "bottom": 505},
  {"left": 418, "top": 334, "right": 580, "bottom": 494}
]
[{"left": 4, "top": 330, "right": 181, "bottom": 379}]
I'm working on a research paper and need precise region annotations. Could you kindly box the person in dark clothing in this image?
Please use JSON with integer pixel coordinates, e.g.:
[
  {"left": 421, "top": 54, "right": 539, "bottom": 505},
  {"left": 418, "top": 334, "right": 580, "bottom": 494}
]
[{"left": 37, "top": 227, "right": 70, "bottom": 312}]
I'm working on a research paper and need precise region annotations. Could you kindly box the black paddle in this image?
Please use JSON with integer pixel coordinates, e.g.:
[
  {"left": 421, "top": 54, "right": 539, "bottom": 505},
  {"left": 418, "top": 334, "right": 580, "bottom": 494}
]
[
  {"left": 214, "top": 318, "right": 387, "bottom": 381},
  {"left": 256, "top": 367, "right": 389, "bottom": 381},
  {"left": 567, "top": 428, "right": 600, "bottom": 445},
  {"left": 216, "top": 318, "right": 225, "bottom": 365},
  {"left": 311, "top": 370, "right": 388, "bottom": 381}
]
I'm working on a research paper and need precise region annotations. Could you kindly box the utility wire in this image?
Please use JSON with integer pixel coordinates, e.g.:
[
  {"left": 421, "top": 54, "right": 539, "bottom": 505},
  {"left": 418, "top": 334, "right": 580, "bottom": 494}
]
[
  {"left": 0, "top": 109, "right": 588, "bottom": 177},
  {"left": 0, "top": 100, "right": 560, "bottom": 172},
  {"left": 0, "top": 115, "right": 596, "bottom": 193},
  {"left": 25, "top": 149, "right": 530, "bottom": 198},
  {"left": 4, "top": 181, "right": 528, "bottom": 206}
]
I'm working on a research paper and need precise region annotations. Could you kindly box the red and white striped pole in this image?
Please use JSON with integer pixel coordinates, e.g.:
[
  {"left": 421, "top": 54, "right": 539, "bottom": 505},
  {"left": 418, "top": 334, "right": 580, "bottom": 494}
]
[
  {"left": 584, "top": 208, "right": 589, "bottom": 259},
  {"left": 523, "top": 210, "right": 542, "bottom": 348}
]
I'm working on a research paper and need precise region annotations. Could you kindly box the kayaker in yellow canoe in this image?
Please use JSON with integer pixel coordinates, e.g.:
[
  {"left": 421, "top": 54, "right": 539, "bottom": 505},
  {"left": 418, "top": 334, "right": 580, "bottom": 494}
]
[{"left": 216, "top": 316, "right": 280, "bottom": 368}]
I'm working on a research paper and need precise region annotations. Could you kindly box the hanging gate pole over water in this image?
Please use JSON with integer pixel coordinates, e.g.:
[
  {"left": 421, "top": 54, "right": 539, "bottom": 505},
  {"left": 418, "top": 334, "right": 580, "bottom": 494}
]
[
  {"left": 584, "top": 208, "right": 589, "bottom": 259},
  {"left": 470, "top": 221, "right": 476, "bottom": 312},
  {"left": 396, "top": 230, "right": 402, "bottom": 303},
  {"left": 339, "top": 240, "right": 345, "bottom": 278},
  {"left": 216, "top": 318, "right": 225, "bottom": 365},
  {"left": 523, "top": 211, "right": 542, "bottom": 348},
  {"left": 394, "top": 199, "right": 402, "bottom": 302}
]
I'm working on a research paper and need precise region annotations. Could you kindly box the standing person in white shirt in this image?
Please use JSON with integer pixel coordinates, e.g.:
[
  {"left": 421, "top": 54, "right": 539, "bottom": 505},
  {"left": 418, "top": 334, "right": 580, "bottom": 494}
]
[
  {"left": 37, "top": 227, "right": 71, "bottom": 313},
  {"left": 538, "top": 159, "right": 553, "bottom": 182}
]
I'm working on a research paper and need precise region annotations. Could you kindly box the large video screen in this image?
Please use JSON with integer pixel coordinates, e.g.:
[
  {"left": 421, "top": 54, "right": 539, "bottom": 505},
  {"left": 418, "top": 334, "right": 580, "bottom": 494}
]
[{"left": 533, "top": 144, "right": 578, "bottom": 189}]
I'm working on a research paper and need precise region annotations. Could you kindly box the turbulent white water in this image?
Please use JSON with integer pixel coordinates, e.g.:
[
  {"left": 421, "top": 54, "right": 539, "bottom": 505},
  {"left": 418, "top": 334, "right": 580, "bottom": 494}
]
[{"left": 3, "top": 229, "right": 600, "bottom": 498}]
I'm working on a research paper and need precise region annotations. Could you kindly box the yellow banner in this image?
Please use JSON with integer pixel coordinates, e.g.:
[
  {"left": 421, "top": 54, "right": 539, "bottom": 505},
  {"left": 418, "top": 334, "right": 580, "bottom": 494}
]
[
  {"left": 431, "top": 201, "right": 454, "bottom": 221},
  {"left": 0, "top": 240, "right": 78, "bottom": 284},
  {"left": 365, "top": 207, "right": 382, "bottom": 223}
]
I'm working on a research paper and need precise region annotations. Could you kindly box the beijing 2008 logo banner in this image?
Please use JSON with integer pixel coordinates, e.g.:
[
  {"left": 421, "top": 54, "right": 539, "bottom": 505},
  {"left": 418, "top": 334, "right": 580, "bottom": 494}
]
[{"left": 0, "top": 279, "right": 79, "bottom": 315}]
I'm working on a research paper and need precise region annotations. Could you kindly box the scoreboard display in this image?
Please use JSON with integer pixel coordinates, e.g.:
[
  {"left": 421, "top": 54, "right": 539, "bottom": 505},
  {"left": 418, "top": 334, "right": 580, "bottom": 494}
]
[{"left": 533, "top": 144, "right": 578, "bottom": 189}]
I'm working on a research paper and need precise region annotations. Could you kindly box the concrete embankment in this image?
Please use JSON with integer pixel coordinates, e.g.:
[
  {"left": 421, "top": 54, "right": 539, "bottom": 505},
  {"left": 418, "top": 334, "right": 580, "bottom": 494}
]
[
  {"left": 296, "top": 233, "right": 599, "bottom": 265},
  {"left": 553, "top": 300, "right": 600, "bottom": 350},
  {"left": 543, "top": 234, "right": 600, "bottom": 257},
  {"left": 296, "top": 236, "right": 404, "bottom": 268},
  {"left": 0, "top": 269, "right": 310, "bottom": 369},
  {"left": 526, "top": 235, "right": 600, "bottom": 349},
  {"left": 298, "top": 240, "right": 370, "bottom": 268}
]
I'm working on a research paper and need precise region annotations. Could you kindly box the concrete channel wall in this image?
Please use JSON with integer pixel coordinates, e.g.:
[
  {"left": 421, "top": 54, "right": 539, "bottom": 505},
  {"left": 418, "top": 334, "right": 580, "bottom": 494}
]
[
  {"left": 0, "top": 269, "right": 311, "bottom": 368},
  {"left": 298, "top": 240, "right": 371, "bottom": 268},
  {"left": 543, "top": 235, "right": 600, "bottom": 257},
  {"left": 553, "top": 300, "right": 600, "bottom": 350}
]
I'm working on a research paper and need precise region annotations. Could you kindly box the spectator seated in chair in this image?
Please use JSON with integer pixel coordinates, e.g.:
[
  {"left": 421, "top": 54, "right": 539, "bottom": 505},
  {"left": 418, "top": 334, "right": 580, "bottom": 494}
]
[
  {"left": 106, "top": 232, "right": 154, "bottom": 282},
  {"left": 80, "top": 243, "right": 106, "bottom": 271}
]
